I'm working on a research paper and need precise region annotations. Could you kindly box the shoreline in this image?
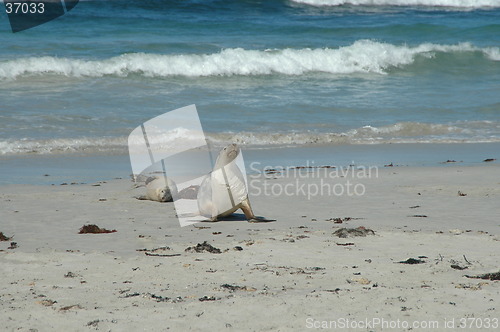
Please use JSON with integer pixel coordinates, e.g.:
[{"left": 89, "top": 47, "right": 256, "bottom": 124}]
[{"left": 0, "top": 141, "right": 498, "bottom": 186}]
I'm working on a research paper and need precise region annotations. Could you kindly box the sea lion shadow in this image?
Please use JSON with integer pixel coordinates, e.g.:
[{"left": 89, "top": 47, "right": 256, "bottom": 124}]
[
  {"left": 201, "top": 213, "right": 276, "bottom": 223},
  {"left": 200, "top": 213, "right": 247, "bottom": 222}
]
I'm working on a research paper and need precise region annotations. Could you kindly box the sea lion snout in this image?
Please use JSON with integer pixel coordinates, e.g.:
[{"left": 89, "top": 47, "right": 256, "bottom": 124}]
[
  {"left": 224, "top": 143, "right": 239, "bottom": 161},
  {"left": 158, "top": 188, "right": 173, "bottom": 202}
]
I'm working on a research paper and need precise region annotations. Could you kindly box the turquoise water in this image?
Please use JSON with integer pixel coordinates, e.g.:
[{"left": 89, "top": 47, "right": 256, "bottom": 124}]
[{"left": 0, "top": 0, "right": 499, "bottom": 182}]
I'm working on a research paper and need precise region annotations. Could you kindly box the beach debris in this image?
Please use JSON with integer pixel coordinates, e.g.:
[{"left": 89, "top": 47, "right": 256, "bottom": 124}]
[
  {"left": 185, "top": 241, "right": 221, "bottom": 254},
  {"left": 451, "top": 264, "right": 468, "bottom": 270},
  {"left": 348, "top": 277, "right": 371, "bottom": 285},
  {"left": 290, "top": 165, "right": 334, "bottom": 169},
  {"left": 59, "top": 304, "right": 83, "bottom": 311},
  {"left": 455, "top": 282, "right": 489, "bottom": 290},
  {"left": 384, "top": 162, "right": 393, "bottom": 167},
  {"left": 326, "top": 217, "right": 361, "bottom": 223},
  {"left": 264, "top": 168, "right": 280, "bottom": 174},
  {"left": 233, "top": 246, "right": 243, "bottom": 251},
  {"left": 336, "top": 242, "right": 355, "bottom": 246},
  {"left": 178, "top": 185, "right": 199, "bottom": 199},
  {"left": 78, "top": 224, "right": 116, "bottom": 234},
  {"left": 483, "top": 158, "right": 496, "bottom": 162},
  {"left": 0, "top": 232, "right": 11, "bottom": 241},
  {"left": 7, "top": 242, "right": 18, "bottom": 249},
  {"left": 220, "top": 284, "right": 256, "bottom": 292},
  {"left": 409, "top": 214, "right": 428, "bottom": 218},
  {"left": 398, "top": 258, "right": 425, "bottom": 264},
  {"left": 145, "top": 252, "right": 180, "bottom": 257},
  {"left": 120, "top": 292, "right": 140, "bottom": 298},
  {"left": 64, "top": 272, "right": 78, "bottom": 278},
  {"left": 458, "top": 191, "right": 467, "bottom": 196},
  {"left": 199, "top": 296, "right": 220, "bottom": 302},
  {"left": 409, "top": 205, "right": 420, "bottom": 209},
  {"left": 465, "top": 271, "right": 500, "bottom": 281},
  {"left": 87, "top": 320, "right": 100, "bottom": 328},
  {"left": 137, "top": 246, "right": 181, "bottom": 257},
  {"left": 325, "top": 288, "right": 341, "bottom": 293},
  {"left": 443, "top": 160, "right": 456, "bottom": 163},
  {"left": 37, "top": 299, "right": 57, "bottom": 306},
  {"left": 148, "top": 293, "right": 171, "bottom": 302},
  {"left": 333, "top": 227, "right": 375, "bottom": 238}
]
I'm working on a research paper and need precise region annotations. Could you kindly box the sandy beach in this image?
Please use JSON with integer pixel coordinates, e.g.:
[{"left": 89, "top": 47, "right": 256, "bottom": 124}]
[{"left": 1, "top": 163, "right": 499, "bottom": 331}]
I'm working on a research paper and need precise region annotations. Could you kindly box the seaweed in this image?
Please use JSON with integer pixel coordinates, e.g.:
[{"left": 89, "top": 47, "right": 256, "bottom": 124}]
[
  {"left": 333, "top": 227, "right": 375, "bottom": 238},
  {"left": 465, "top": 271, "right": 500, "bottom": 281},
  {"left": 185, "top": 241, "right": 221, "bottom": 254},
  {"left": 78, "top": 224, "right": 116, "bottom": 234},
  {"left": 0, "top": 232, "right": 11, "bottom": 241},
  {"left": 398, "top": 258, "right": 425, "bottom": 264}
]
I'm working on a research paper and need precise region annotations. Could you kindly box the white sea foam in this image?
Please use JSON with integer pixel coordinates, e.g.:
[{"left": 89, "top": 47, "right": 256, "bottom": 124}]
[
  {"left": 0, "top": 137, "right": 127, "bottom": 155},
  {"left": 484, "top": 47, "right": 500, "bottom": 61},
  {"left": 290, "top": 0, "right": 500, "bottom": 8},
  {"left": 2, "top": 121, "right": 498, "bottom": 155},
  {"left": 0, "top": 41, "right": 497, "bottom": 80}
]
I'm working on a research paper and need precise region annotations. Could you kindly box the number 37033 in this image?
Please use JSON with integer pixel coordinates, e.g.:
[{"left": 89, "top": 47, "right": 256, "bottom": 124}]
[{"left": 6, "top": 2, "right": 45, "bottom": 14}]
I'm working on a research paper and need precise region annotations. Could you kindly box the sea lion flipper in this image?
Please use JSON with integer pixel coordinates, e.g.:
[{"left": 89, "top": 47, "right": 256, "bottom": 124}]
[
  {"left": 240, "top": 199, "right": 275, "bottom": 222},
  {"left": 240, "top": 198, "right": 256, "bottom": 220}
]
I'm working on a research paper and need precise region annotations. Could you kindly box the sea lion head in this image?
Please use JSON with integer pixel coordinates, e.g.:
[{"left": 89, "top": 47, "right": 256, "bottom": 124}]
[
  {"left": 157, "top": 187, "right": 173, "bottom": 202},
  {"left": 224, "top": 143, "right": 239, "bottom": 161},
  {"left": 214, "top": 143, "right": 240, "bottom": 170}
]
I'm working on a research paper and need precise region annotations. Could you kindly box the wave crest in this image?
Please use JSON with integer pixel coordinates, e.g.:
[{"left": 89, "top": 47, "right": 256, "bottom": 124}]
[
  {"left": 0, "top": 41, "right": 498, "bottom": 80},
  {"left": 290, "top": 0, "right": 500, "bottom": 8}
]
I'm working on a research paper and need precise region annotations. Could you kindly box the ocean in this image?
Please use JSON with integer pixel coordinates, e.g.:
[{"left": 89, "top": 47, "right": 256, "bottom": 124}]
[{"left": 0, "top": 0, "right": 499, "bottom": 184}]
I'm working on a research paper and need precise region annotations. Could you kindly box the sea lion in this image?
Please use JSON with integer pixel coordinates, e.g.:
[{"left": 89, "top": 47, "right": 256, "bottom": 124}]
[
  {"left": 197, "top": 143, "right": 274, "bottom": 222},
  {"left": 136, "top": 176, "right": 178, "bottom": 202}
]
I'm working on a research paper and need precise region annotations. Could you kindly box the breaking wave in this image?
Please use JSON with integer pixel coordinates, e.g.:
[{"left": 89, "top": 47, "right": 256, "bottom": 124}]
[
  {"left": 290, "top": 0, "right": 500, "bottom": 9},
  {"left": 0, "top": 41, "right": 498, "bottom": 80}
]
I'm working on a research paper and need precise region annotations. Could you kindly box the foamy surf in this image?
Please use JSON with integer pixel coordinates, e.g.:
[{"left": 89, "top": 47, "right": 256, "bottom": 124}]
[
  {"left": 2, "top": 121, "right": 499, "bottom": 156},
  {"left": 0, "top": 41, "right": 498, "bottom": 80},
  {"left": 290, "top": 0, "right": 500, "bottom": 9}
]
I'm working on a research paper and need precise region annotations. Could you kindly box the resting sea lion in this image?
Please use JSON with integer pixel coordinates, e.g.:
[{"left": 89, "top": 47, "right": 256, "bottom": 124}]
[{"left": 136, "top": 176, "right": 178, "bottom": 202}]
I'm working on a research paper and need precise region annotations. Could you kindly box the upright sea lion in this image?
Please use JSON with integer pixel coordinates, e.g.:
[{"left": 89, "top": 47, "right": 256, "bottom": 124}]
[{"left": 197, "top": 144, "right": 274, "bottom": 223}]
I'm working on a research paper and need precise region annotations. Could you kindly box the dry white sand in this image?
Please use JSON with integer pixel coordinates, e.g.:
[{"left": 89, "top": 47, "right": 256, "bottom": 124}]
[{"left": 1, "top": 165, "right": 499, "bottom": 331}]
